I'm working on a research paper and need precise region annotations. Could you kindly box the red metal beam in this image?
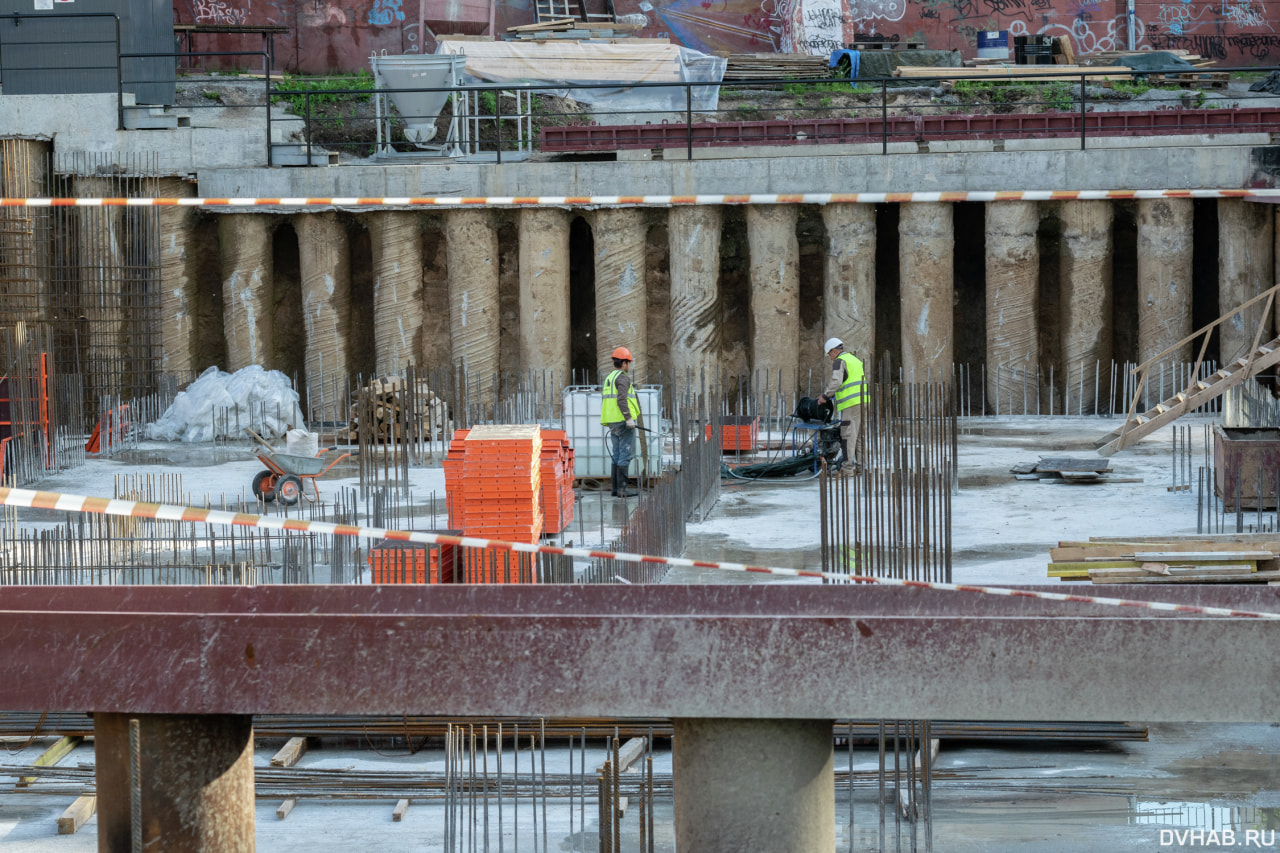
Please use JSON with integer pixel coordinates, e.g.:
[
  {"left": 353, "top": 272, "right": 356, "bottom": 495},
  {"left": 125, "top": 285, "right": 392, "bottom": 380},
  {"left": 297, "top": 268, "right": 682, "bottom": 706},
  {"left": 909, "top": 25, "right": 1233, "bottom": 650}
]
[
  {"left": 2, "top": 585, "right": 1278, "bottom": 721},
  {"left": 540, "top": 108, "right": 1280, "bottom": 152}
]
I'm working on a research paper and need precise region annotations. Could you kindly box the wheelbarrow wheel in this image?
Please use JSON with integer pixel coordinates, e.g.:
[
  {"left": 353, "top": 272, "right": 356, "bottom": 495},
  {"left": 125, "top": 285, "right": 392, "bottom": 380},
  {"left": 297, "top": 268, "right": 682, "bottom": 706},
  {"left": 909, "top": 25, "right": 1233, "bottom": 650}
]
[
  {"left": 252, "top": 470, "right": 275, "bottom": 502},
  {"left": 274, "top": 474, "right": 303, "bottom": 507}
]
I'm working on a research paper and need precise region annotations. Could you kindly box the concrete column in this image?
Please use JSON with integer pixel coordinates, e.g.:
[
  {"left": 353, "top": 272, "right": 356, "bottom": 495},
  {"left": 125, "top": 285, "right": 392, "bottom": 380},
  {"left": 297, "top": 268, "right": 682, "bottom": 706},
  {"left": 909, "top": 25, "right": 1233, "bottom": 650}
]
[
  {"left": 95, "top": 713, "right": 254, "bottom": 853},
  {"left": 1219, "top": 198, "right": 1274, "bottom": 365},
  {"left": 218, "top": 214, "right": 274, "bottom": 371},
  {"left": 447, "top": 210, "right": 500, "bottom": 397},
  {"left": 673, "top": 718, "right": 834, "bottom": 853},
  {"left": 518, "top": 208, "right": 570, "bottom": 383},
  {"left": 158, "top": 177, "right": 200, "bottom": 378},
  {"left": 1059, "top": 201, "right": 1114, "bottom": 414},
  {"left": 668, "top": 205, "right": 722, "bottom": 394},
  {"left": 368, "top": 211, "right": 424, "bottom": 375},
  {"left": 295, "top": 212, "right": 351, "bottom": 420},
  {"left": 594, "top": 208, "right": 648, "bottom": 380},
  {"left": 1137, "top": 199, "right": 1194, "bottom": 404},
  {"left": 821, "top": 203, "right": 875, "bottom": 364},
  {"left": 984, "top": 201, "right": 1039, "bottom": 414},
  {"left": 899, "top": 202, "right": 954, "bottom": 381},
  {"left": 746, "top": 205, "right": 800, "bottom": 391}
]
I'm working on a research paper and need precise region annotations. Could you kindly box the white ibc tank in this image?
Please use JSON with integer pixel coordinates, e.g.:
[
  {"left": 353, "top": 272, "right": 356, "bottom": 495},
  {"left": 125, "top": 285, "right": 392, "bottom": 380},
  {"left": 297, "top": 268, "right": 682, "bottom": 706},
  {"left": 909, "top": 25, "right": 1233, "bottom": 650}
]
[
  {"left": 369, "top": 53, "right": 466, "bottom": 144},
  {"left": 562, "top": 385, "right": 665, "bottom": 479}
]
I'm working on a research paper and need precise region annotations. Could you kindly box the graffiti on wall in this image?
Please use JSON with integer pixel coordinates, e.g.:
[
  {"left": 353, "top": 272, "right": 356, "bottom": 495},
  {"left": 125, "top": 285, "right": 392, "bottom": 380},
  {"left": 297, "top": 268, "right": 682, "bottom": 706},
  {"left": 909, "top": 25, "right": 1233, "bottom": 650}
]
[
  {"left": 172, "top": 0, "right": 1280, "bottom": 76},
  {"left": 369, "top": 0, "right": 406, "bottom": 25},
  {"left": 194, "top": 0, "right": 250, "bottom": 24}
]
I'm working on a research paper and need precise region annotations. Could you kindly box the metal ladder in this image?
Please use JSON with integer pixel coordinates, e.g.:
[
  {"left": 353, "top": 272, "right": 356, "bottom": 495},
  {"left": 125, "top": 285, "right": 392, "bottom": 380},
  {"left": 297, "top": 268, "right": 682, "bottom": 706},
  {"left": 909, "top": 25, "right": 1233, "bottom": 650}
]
[
  {"left": 1097, "top": 282, "right": 1280, "bottom": 457},
  {"left": 533, "top": 0, "right": 615, "bottom": 23}
]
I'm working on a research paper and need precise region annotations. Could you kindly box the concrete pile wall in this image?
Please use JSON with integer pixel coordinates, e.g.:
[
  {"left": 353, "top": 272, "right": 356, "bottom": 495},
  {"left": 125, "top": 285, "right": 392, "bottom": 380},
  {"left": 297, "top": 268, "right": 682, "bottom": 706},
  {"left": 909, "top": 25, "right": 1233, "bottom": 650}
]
[{"left": 153, "top": 196, "right": 1279, "bottom": 416}]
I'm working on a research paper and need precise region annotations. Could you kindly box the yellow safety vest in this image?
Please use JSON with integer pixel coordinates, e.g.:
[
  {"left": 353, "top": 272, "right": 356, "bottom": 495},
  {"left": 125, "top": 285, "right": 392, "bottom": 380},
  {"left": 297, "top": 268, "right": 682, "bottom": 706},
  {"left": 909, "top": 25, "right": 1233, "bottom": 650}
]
[
  {"left": 834, "top": 352, "right": 865, "bottom": 411},
  {"left": 600, "top": 370, "right": 640, "bottom": 424}
]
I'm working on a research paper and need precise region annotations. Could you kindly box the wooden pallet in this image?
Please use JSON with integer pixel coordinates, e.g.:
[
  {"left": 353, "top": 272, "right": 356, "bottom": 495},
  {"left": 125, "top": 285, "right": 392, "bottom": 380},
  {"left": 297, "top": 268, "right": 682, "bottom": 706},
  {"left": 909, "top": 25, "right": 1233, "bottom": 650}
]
[
  {"left": 1149, "top": 72, "right": 1228, "bottom": 89},
  {"left": 852, "top": 40, "right": 924, "bottom": 50}
]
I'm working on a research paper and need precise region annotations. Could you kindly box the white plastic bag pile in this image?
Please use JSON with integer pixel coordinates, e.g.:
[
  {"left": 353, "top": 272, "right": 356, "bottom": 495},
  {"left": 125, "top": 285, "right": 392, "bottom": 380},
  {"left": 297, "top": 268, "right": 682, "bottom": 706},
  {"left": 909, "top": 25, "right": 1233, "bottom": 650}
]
[{"left": 146, "top": 365, "right": 307, "bottom": 443}]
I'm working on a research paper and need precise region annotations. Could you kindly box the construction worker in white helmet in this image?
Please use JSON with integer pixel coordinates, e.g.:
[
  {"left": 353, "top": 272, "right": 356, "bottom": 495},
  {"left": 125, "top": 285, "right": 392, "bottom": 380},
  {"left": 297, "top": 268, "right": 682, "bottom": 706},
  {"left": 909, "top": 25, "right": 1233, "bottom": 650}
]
[
  {"left": 600, "top": 346, "right": 640, "bottom": 497},
  {"left": 817, "top": 337, "right": 865, "bottom": 472}
]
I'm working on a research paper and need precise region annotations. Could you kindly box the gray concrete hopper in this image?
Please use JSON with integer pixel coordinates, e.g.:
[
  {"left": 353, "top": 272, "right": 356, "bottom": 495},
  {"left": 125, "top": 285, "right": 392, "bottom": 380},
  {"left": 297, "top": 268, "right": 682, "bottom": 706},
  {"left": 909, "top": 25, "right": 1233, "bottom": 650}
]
[{"left": 369, "top": 53, "right": 466, "bottom": 148}]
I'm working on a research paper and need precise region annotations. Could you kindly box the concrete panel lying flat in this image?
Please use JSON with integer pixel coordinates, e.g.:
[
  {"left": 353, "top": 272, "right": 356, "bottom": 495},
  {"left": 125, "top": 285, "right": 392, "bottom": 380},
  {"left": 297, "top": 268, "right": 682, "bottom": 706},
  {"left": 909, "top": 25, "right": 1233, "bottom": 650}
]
[{"left": 0, "top": 585, "right": 1278, "bottom": 722}]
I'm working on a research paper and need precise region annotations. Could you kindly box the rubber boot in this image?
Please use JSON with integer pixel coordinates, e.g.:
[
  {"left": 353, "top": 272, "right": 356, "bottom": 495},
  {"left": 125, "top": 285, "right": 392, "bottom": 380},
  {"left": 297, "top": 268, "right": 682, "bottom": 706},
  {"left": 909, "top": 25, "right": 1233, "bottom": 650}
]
[
  {"left": 616, "top": 464, "right": 638, "bottom": 498},
  {"left": 610, "top": 463, "right": 620, "bottom": 496}
]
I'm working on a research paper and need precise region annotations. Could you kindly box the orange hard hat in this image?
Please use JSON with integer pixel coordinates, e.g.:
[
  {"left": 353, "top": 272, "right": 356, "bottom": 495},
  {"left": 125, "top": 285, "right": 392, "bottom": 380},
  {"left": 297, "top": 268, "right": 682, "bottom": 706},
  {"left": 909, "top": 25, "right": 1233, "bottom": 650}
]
[{"left": 612, "top": 346, "right": 633, "bottom": 361}]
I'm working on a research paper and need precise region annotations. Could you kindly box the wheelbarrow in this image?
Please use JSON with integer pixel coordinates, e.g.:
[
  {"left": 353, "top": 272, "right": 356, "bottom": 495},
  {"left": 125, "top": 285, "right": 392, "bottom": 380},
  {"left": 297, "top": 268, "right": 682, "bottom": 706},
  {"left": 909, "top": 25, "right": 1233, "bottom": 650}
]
[{"left": 246, "top": 429, "right": 350, "bottom": 506}]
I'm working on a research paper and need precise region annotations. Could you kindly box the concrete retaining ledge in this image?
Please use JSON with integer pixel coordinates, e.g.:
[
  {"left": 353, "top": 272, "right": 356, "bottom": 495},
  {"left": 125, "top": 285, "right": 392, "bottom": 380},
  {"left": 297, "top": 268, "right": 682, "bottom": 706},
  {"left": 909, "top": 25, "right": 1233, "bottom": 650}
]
[{"left": 199, "top": 140, "right": 1275, "bottom": 201}]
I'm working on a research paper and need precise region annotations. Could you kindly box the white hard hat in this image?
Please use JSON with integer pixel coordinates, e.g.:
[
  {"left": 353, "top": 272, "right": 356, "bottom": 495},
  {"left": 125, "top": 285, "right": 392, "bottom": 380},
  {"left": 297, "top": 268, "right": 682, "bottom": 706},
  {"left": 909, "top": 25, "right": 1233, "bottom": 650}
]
[{"left": 824, "top": 337, "right": 844, "bottom": 353}]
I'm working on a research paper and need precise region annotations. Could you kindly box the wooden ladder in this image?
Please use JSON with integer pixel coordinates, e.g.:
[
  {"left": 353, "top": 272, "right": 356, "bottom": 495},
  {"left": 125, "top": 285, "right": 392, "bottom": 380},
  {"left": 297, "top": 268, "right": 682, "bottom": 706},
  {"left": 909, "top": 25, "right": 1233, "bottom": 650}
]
[{"left": 1096, "top": 283, "right": 1280, "bottom": 457}]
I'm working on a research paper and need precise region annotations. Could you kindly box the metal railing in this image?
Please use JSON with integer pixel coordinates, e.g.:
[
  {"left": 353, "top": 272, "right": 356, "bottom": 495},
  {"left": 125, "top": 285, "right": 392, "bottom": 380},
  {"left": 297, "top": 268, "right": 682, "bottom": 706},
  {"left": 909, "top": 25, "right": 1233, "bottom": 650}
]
[{"left": 272, "top": 64, "right": 1277, "bottom": 164}]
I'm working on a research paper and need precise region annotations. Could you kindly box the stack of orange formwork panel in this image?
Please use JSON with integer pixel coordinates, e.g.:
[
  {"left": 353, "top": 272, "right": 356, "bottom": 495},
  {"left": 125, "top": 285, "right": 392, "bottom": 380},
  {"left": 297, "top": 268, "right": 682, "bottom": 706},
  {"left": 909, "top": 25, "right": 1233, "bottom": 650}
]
[
  {"left": 719, "top": 415, "right": 759, "bottom": 452},
  {"left": 442, "top": 428, "right": 470, "bottom": 528},
  {"left": 539, "top": 429, "right": 575, "bottom": 534},
  {"left": 458, "top": 424, "right": 544, "bottom": 545}
]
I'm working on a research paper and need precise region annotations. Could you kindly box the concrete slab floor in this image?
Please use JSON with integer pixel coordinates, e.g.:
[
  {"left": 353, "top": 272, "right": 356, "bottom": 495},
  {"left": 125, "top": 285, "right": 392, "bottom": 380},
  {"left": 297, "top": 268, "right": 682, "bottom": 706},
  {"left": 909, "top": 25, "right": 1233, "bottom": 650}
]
[{"left": 3, "top": 722, "right": 1280, "bottom": 851}]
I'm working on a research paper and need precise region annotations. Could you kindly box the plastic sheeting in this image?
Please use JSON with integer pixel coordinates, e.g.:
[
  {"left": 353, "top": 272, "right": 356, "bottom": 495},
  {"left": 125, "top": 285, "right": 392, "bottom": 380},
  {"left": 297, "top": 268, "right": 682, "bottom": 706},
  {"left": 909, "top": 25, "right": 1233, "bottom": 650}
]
[
  {"left": 145, "top": 365, "right": 307, "bottom": 443},
  {"left": 856, "top": 49, "right": 960, "bottom": 83},
  {"left": 435, "top": 40, "right": 726, "bottom": 112}
]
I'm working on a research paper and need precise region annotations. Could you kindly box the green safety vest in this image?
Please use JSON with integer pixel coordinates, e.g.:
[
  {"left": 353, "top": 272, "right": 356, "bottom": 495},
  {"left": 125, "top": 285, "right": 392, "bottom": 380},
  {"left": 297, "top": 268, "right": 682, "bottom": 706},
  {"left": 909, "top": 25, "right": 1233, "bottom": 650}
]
[
  {"left": 601, "top": 370, "right": 640, "bottom": 424},
  {"left": 834, "top": 352, "right": 866, "bottom": 411}
]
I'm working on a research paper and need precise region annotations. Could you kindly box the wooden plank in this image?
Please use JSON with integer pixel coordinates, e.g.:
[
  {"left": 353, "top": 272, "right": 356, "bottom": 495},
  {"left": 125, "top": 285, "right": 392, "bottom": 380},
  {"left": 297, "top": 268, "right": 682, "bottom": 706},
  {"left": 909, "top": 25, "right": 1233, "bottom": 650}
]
[
  {"left": 393, "top": 799, "right": 410, "bottom": 822},
  {"left": 895, "top": 65, "right": 1132, "bottom": 79},
  {"left": 270, "top": 736, "right": 308, "bottom": 767},
  {"left": 596, "top": 737, "right": 646, "bottom": 774},
  {"left": 1090, "top": 568, "right": 1280, "bottom": 584},
  {"left": 507, "top": 17, "right": 574, "bottom": 32},
  {"left": 18, "top": 735, "right": 81, "bottom": 787},
  {"left": 1057, "top": 35, "right": 1075, "bottom": 65},
  {"left": 1089, "top": 564, "right": 1256, "bottom": 579},
  {"left": 276, "top": 798, "right": 297, "bottom": 820},
  {"left": 1132, "top": 551, "right": 1272, "bottom": 561},
  {"left": 56, "top": 795, "right": 96, "bottom": 834}
]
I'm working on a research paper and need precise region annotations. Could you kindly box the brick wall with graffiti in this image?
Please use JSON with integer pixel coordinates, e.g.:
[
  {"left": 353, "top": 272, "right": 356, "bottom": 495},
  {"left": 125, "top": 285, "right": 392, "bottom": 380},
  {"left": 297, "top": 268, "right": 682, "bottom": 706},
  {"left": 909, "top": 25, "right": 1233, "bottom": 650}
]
[{"left": 173, "top": 0, "right": 1277, "bottom": 74}]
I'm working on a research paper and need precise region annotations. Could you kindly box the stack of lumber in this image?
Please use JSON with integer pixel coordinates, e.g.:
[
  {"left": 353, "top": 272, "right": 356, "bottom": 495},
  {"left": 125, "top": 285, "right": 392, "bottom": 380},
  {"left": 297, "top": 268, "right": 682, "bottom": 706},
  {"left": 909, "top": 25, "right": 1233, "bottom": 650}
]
[
  {"left": 345, "top": 377, "right": 447, "bottom": 443},
  {"left": 539, "top": 429, "right": 575, "bottom": 534},
  {"left": 1081, "top": 48, "right": 1214, "bottom": 68},
  {"left": 505, "top": 19, "right": 650, "bottom": 41},
  {"left": 722, "top": 53, "right": 832, "bottom": 81},
  {"left": 896, "top": 64, "right": 1133, "bottom": 81},
  {"left": 1048, "top": 536, "right": 1280, "bottom": 583}
]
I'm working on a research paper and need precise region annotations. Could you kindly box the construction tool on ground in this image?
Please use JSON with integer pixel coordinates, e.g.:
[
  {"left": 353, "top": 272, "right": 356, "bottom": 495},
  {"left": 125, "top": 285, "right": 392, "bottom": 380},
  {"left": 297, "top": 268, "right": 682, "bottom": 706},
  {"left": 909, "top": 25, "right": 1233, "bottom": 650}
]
[
  {"left": 246, "top": 428, "right": 350, "bottom": 506},
  {"left": 1097, "top": 282, "right": 1280, "bottom": 456}
]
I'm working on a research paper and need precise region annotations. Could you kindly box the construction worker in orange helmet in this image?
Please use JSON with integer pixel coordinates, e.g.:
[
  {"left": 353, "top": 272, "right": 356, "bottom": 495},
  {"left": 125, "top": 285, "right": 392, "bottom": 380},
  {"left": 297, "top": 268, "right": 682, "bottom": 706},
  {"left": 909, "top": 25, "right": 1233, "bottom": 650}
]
[{"left": 600, "top": 346, "right": 640, "bottom": 498}]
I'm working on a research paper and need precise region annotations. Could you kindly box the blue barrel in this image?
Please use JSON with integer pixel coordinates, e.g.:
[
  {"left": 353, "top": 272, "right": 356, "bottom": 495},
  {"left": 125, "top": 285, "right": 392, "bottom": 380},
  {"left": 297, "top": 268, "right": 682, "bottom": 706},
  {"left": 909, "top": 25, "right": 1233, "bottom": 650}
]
[{"left": 976, "top": 30, "right": 1009, "bottom": 59}]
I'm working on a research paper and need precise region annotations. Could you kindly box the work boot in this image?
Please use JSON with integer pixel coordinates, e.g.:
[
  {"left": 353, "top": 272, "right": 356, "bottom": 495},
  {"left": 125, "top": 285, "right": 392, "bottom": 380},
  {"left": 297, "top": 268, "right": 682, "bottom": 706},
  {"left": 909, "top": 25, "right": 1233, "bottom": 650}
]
[{"left": 615, "top": 464, "right": 638, "bottom": 498}]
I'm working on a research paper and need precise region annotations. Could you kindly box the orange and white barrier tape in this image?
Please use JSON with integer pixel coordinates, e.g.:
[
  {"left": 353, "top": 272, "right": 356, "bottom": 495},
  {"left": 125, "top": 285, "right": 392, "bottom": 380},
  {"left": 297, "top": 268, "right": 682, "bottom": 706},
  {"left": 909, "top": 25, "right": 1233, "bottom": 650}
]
[
  {"left": 3, "top": 485, "right": 1280, "bottom": 620},
  {"left": 0, "top": 189, "right": 1275, "bottom": 208}
]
